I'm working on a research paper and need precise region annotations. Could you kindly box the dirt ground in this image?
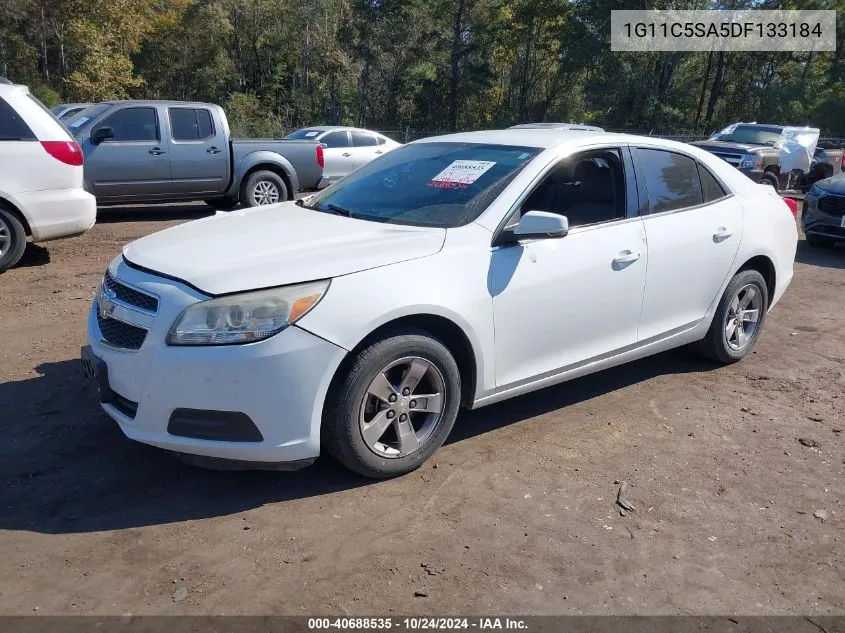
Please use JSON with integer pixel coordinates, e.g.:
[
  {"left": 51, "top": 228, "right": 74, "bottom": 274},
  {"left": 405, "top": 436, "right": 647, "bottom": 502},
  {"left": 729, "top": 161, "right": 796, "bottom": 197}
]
[{"left": 0, "top": 204, "right": 843, "bottom": 615}]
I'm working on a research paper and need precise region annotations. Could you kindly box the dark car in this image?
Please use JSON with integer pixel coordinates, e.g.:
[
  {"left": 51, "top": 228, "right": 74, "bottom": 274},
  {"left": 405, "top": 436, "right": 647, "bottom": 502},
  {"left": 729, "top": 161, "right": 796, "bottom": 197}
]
[{"left": 802, "top": 173, "right": 845, "bottom": 248}]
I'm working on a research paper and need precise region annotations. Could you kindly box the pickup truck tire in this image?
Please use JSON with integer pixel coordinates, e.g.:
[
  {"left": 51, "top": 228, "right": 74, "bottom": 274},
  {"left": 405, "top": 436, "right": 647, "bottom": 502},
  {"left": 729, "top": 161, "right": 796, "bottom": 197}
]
[
  {"left": 0, "top": 206, "right": 27, "bottom": 272},
  {"left": 242, "top": 170, "right": 288, "bottom": 207},
  {"left": 806, "top": 235, "right": 835, "bottom": 248},
  {"left": 761, "top": 172, "right": 779, "bottom": 190},
  {"left": 205, "top": 198, "right": 240, "bottom": 211}
]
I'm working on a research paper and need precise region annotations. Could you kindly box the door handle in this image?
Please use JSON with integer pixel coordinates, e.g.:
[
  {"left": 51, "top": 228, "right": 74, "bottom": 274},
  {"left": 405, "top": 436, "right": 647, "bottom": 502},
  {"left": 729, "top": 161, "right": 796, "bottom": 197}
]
[
  {"left": 149, "top": 147, "right": 165, "bottom": 155},
  {"left": 342, "top": 152, "right": 352, "bottom": 157},
  {"left": 713, "top": 227, "right": 733, "bottom": 241},
  {"left": 612, "top": 250, "right": 641, "bottom": 266},
  {"left": 207, "top": 146, "right": 221, "bottom": 154}
]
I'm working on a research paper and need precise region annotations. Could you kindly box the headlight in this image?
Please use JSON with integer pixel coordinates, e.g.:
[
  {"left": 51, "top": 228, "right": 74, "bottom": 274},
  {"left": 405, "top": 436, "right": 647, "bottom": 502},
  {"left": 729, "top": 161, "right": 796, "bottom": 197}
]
[
  {"left": 166, "top": 280, "right": 329, "bottom": 346},
  {"left": 740, "top": 154, "right": 761, "bottom": 169}
]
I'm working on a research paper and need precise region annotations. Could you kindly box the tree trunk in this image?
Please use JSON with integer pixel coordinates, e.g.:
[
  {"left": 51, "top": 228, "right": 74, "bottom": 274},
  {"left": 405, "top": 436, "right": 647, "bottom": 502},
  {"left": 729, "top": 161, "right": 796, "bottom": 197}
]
[
  {"left": 448, "top": 0, "right": 467, "bottom": 132},
  {"left": 694, "top": 51, "right": 714, "bottom": 131},
  {"left": 703, "top": 51, "right": 727, "bottom": 132}
]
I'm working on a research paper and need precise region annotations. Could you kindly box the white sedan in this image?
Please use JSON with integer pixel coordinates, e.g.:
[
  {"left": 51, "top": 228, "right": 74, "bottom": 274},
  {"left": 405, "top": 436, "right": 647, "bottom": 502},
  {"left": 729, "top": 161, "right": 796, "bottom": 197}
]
[
  {"left": 83, "top": 129, "right": 796, "bottom": 478},
  {"left": 284, "top": 126, "right": 400, "bottom": 187}
]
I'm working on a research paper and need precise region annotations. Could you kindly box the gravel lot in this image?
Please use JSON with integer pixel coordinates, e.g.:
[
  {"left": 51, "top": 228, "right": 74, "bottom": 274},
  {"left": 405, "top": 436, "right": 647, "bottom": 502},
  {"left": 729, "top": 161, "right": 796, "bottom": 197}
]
[{"left": 0, "top": 204, "right": 843, "bottom": 615}]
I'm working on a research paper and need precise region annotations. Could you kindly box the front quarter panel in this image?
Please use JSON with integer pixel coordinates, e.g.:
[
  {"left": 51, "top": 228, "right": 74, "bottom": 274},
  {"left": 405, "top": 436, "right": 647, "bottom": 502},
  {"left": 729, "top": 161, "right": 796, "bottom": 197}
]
[{"left": 295, "top": 223, "right": 496, "bottom": 401}]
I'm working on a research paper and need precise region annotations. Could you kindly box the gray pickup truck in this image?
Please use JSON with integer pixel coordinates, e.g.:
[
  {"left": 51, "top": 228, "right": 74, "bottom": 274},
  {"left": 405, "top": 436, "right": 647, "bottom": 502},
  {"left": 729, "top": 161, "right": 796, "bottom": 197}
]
[
  {"left": 691, "top": 123, "right": 844, "bottom": 192},
  {"left": 65, "top": 100, "right": 324, "bottom": 209}
]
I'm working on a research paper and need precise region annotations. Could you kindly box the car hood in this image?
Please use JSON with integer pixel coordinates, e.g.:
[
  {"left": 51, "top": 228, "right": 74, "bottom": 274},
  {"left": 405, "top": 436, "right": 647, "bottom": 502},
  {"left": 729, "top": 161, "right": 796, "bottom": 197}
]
[
  {"left": 691, "top": 140, "right": 772, "bottom": 154},
  {"left": 814, "top": 173, "right": 845, "bottom": 195},
  {"left": 122, "top": 203, "right": 446, "bottom": 296}
]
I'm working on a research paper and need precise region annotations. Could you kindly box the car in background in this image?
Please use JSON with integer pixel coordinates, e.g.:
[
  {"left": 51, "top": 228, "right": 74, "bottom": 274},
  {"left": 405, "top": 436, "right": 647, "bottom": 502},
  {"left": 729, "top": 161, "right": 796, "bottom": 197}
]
[
  {"left": 803, "top": 173, "right": 845, "bottom": 248},
  {"left": 284, "top": 126, "right": 400, "bottom": 187},
  {"left": 0, "top": 80, "right": 96, "bottom": 271},
  {"left": 83, "top": 128, "right": 795, "bottom": 478},
  {"left": 51, "top": 102, "right": 92, "bottom": 122},
  {"left": 65, "top": 100, "right": 324, "bottom": 209},
  {"left": 509, "top": 123, "right": 605, "bottom": 132}
]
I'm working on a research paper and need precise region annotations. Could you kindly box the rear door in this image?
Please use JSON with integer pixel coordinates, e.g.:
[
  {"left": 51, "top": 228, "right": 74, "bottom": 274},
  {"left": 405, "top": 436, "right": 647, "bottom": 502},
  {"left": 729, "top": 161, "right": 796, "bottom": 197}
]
[
  {"left": 632, "top": 147, "right": 742, "bottom": 340},
  {"left": 349, "top": 130, "right": 383, "bottom": 169},
  {"left": 166, "top": 106, "right": 228, "bottom": 197},
  {"left": 318, "top": 130, "right": 354, "bottom": 182},
  {"left": 83, "top": 106, "right": 171, "bottom": 201}
]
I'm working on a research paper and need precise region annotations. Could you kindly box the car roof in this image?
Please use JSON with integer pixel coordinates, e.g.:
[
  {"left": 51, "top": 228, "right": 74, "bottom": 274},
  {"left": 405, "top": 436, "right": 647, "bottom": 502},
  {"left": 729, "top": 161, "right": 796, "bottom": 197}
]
[
  {"left": 102, "top": 99, "right": 219, "bottom": 108},
  {"left": 413, "top": 129, "right": 635, "bottom": 149},
  {"left": 509, "top": 123, "right": 604, "bottom": 131},
  {"left": 297, "top": 126, "right": 385, "bottom": 135}
]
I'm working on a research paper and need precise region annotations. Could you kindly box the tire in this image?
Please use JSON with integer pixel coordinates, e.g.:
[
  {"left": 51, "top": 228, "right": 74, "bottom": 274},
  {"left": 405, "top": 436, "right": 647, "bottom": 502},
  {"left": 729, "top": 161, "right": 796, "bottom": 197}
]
[
  {"left": 0, "top": 206, "right": 27, "bottom": 272},
  {"left": 241, "top": 170, "right": 288, "bottom": 207},
  {"left": 322, "top": 328, "right": 462, "bottom": 479},
  {"left": 806, "top": 235, "right": 835, "bottom": 248},
  {"left": 761, "top": 171, "right": 779, "bottom": 190},
  {"left": 696, "top": 269, "right": 769, "bottom": 364},
  {"left": 205, "top": 198, "right": 239, "bottom": 211}
]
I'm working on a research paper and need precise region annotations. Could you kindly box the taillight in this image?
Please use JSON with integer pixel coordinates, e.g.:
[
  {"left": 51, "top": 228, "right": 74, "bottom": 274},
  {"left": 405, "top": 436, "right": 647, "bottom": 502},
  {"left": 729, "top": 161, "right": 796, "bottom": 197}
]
[
  {"left": 782, "top": 197, "right": 798, "bottom": 218},
  {"left": 41, "top": 140, "right": 84, "bottom": 166},
  {"left": 840, "top": 152, "right": 845, "bottom": 172},
  {"left": 316, "top": 144, "right": 324, "bottom": 169}
]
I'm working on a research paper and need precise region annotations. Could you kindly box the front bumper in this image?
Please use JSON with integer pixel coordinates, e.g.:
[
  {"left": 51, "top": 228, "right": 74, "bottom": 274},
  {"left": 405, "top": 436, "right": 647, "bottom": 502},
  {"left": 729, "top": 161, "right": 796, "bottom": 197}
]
[
  {"left": 738, "top": 167, "right": 766, "bottom": 183},
  {"left": 803, "top": 194, "right": 845, "bottom": 242},
  {"left": 85, "top": 259, "right": 348, "bottom": 465}
]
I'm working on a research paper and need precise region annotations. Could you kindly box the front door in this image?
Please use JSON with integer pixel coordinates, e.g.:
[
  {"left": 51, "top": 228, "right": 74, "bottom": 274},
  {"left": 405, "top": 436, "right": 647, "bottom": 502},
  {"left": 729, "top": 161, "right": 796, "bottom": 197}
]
[
  {"left": 632, "top": 147, "right": 743, "bottom": 340},
  {"left": 491, "top": 147, "right": 648, "bottom": 389},
  {"left": 83, "top": 106, "right": 171, "bottom": 201}
]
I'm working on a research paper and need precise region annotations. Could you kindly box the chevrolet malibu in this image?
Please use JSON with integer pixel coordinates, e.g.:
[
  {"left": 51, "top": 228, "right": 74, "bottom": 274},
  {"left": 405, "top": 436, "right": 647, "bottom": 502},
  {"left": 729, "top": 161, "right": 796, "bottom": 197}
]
[{"left": 83, "top": 130, "right": 797, "bottom": 478}]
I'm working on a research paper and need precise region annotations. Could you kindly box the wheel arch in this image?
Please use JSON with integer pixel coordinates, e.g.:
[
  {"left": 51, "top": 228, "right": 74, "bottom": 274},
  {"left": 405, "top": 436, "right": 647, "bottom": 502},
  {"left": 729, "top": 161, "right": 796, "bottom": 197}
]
[
  {"left": 0, "top": 196, "right": 32, "bottom": 236},
  {"left": 239, "top": 163, "right": 294, "bottom": 203},
  {"left": 737, "top": 254, "right": 776, "bottom": 306}
]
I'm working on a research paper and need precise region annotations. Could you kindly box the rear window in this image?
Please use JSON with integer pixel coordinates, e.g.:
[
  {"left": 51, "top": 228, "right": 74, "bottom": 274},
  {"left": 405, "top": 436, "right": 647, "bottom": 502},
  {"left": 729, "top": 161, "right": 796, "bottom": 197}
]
[
  {"left": 0, "top": 95, "right": 36, "bottom": 141},
  {"left": 638, "top": 148, "right": 704, "bottom": 213},
  {"left": 169, "top": 107, "right": 215, "bottom": 141},
  {"left": 302, "top": 142, "right": 541, "bottom": 228},
  {"left": 285, "top": 128, "right": 323, "bottom": 140}
]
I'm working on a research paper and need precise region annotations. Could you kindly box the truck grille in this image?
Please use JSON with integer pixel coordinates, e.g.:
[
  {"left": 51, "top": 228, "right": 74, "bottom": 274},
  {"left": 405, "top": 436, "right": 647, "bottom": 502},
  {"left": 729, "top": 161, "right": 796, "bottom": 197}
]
[
  {"left": 103, "top": 269, "right": 158, "bottom": 314},
  {"left": 818, "top": 195, "right": 845, "bottom": 217},
  {"left": 711, "top": 152, "right": 743, "bottom": 166},
  {"left": 96, "top": 309, "right": 148, "bottom": 350}
]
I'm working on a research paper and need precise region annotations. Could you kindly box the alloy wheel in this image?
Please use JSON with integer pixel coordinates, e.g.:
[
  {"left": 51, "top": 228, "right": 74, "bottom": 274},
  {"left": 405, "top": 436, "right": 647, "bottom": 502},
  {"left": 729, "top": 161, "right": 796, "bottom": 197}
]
[
  {"left": 724, "top": 283, "right": 762, "bottom": 351},
  {"left": 251, "top": 181, "right": 280, "bottom": 205},
  {"left": 0, "top": 216, "right": 10, "bottom": 256},
  {"left": 359, "top": 356, "right": 446, "bottom": 458}
]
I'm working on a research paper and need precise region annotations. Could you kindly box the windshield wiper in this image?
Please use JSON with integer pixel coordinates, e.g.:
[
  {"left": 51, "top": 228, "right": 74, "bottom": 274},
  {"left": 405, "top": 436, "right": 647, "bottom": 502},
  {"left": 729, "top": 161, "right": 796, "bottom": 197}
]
[{"left": 326, "top": 204, "right": 356, "bottom": 218}]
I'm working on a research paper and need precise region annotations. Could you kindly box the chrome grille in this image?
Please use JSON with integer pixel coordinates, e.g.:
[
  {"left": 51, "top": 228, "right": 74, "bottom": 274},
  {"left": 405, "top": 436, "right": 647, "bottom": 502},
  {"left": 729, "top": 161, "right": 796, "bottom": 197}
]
[
  {"left": 818, "top": 195, "right": 845, "bottom": 217},
  {"left": 103, "top": 269, "right": 158, "bottom": 314},
  {"left": 712, "top": 152, "right": 743, "bottom": 166},
  {"left": 96, "top": 308, "right": 148, "bottom": 350}
]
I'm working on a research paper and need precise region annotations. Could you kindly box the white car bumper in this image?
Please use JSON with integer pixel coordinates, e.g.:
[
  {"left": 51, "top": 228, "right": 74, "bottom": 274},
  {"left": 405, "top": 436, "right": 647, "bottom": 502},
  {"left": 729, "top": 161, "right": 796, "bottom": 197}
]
[
  {"left": 83, "top": 259, "right": 348, "bottom": 466},
  {"left": 13, "top": 187, "right": 96, "bottom": 242}
]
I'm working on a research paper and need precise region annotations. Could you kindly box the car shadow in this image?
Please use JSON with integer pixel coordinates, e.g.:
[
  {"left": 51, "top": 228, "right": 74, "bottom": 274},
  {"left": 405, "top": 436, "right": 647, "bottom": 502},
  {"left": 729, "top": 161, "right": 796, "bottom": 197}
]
[
  {"left": 14, "top": 242, "right": 51, "bottom": 268},
  {"left": 795, "top": 238, "right": 844, "bottom": 269},
  {"left": 95, "top": 203, "right": 216, "bottom": 223},
  {"left": 0, "top": 350, "right": 715, "bottom": 535}
]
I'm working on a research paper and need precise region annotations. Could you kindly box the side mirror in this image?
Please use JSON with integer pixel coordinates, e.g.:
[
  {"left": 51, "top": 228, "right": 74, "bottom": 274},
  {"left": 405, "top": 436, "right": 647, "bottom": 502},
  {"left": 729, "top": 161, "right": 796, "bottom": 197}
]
[
  {"left": 511, "top": 210, "right": 569, "bottom": 240},
  {"left": 92, "top": 127, "right": 114, "bottom": 144}
]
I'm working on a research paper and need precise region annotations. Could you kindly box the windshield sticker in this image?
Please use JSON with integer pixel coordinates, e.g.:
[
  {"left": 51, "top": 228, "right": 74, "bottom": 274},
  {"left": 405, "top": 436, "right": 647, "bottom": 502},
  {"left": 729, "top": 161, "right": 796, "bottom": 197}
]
[
  {"left": 68, "top": 117, "right": 89, "bottom": 129},
  {"left": 305, "top": 131, "right": 319, "bottom": 137},
  {"left": 518, "top": 152, "right": 530, "bottom": 160},
  {"left": 430, "top": 160, "right": 496, "bottom": 189}
]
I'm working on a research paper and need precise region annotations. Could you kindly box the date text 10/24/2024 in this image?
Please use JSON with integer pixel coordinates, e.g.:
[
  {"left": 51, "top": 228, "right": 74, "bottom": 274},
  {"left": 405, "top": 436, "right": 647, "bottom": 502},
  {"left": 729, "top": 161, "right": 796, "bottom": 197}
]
[{"left": 307, "top": 618, "right": 528, "bottom": 630}]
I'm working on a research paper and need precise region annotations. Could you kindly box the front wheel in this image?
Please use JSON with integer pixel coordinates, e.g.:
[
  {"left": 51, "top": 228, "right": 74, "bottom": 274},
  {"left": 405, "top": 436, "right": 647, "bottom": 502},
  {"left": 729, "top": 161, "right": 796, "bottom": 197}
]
[
  {"left": 322, "top": 329, "right": 462, "bottom": 478},
  {"left": 761, "top": 172, "right": 779, "bottom": 190},
  {"left": 696, "top": 269, "right": 769, "bottom": 364},
  {"left": 242, "top": 170, "right": 288, "bottom": 207},
  {"left": 0, "top": 207, "right": 27, "bottom": 272},
  {"left": 806, "top": 235, "right": 835, "bottom": 249}
]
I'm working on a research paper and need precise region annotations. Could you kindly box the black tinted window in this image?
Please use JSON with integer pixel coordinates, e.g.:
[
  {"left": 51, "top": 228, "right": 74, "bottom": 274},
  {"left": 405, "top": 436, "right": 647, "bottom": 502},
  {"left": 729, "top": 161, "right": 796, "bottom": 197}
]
[
  {"left": 197, "top": 109, "right": 214, "bottom": 139},
  {"left": 639, "top": 149, "right": 703, "bottom": 213},
  {"left": 321, "top": 131, "right": 350, "bottom": 148},
  {"left": 0, "top": 96, "right": 36, "bottom": 140},
  {"left": 377, "top": 136, "right": 386, "bottom": 145},
  {"left": 522, "top": 149, "right": 626, "bottom": 227},
  {"left": 99, "top": 107, "right": 159, "bottom": 142},
  {"left": 351, "top": 131, "right": 378, "bottom": 147},
  {"left": 697, "top": 163, "right": 728, "bottom": 202},
  {"left": 170, "top": 107, "right": 215, "bottom": 141}
]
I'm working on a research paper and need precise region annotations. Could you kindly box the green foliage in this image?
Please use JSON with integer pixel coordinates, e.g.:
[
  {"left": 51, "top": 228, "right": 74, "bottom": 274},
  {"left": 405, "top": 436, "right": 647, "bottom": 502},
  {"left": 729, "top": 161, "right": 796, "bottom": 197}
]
[
  {"left": 30, "top": 84, "right": 60, "bottom": 107},
  {"left": 1, "top": 0, "right": 842, "bottom": 135}
]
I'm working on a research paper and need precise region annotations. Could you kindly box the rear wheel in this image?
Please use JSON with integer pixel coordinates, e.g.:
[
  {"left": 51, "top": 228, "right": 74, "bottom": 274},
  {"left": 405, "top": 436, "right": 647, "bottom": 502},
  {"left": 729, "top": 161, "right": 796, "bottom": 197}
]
[
  {"left": 205, "top": 198, "right": 239, "bottom": 211},
  {"left": 806, "top": 235, "right": 835, "bottom": 248},
  {"left": 242, "top": 170, "right": 288, "bottom": 207},
  {"left": 322, "top": 329, "right": 461, "bottom": 478},
  {"left": 696, "top": 269, "right": 769, "bottom": 364},
  {"left": 0, "top": 207, "right": 27, "bottom": 272}
]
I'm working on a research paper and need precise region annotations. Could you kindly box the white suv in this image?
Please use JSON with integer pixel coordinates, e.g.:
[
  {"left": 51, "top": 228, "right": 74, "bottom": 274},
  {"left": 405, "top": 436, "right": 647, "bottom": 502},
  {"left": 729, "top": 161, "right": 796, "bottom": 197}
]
[{"left": 0, "top": 79, "right": 96, "bottom": 271}]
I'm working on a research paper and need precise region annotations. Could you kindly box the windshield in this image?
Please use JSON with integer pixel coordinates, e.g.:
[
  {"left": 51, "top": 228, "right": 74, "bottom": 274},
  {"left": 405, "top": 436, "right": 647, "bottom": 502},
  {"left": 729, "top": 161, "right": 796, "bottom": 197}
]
[
  {"left": 302, "top": 142, "right": 540, "bottom": 228},
  {"left": 284, "top": 128, "right": 324, "bottom": 140},
  {"left": 64, "top": 103, "right": 112, "bottom": 133},
  {"left": 712, "top": 125, "right": 783, "bottom": 146}
]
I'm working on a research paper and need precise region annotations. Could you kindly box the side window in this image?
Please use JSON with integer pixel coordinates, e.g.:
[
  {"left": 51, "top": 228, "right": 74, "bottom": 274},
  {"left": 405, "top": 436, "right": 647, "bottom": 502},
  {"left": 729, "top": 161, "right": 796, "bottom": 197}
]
[
  {"left": 0, "top": 96, "right": 36, "bottom": 141},
  {"left": 321, "top": 131, "right": 350, "bottom": 148},
  {"left": 98, "top": 107, "right": 159, "bottom": 142},
  {"left": 521, "top": 149, "right": 627, "bottom": 228},
  {"left": 197, "top": 109, "right": 214, "bottom": 139},
  {"left": 169, "top": 108, "right": 198, "bottom": 141},
  {"left": 638, "top": 148, "right": 703, "bottom": 213},
  {"left": 697, "top": 162, "right": 728, "bottom": 202},
  {"left": 376, "top": 136, "right": 387, "bottom": 145},
  {"left": 351, "top": 131, "right": 378, "bottom": 147}
]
